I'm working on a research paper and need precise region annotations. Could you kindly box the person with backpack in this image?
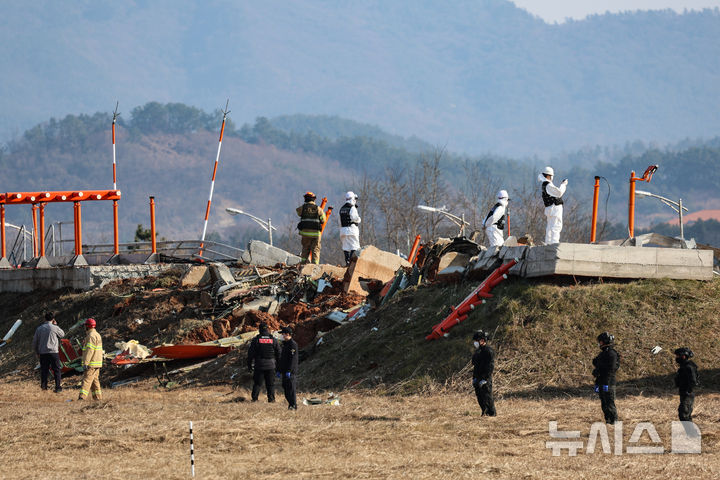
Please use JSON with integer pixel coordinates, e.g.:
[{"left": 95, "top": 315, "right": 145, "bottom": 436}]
[
  {"left": 482, "top": 190, "right": 509, "bottom": 247},
  {"left": 296, "top": 192, "right": 326, "bottom": 264},
  {"left": 592, "top": 332, "right": 620, "bottom": 424},
  {"left": 537, "top": 166, "right": 568, "bottom": 244}
]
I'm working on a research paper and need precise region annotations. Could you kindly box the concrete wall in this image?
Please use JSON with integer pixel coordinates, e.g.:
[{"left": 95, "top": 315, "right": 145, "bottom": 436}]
[
  {"left": 523, "top": 243, "right": 714, "bottom": 281},
  {"left": 0, "top": 264, "right": 177, "bottom": 293}
]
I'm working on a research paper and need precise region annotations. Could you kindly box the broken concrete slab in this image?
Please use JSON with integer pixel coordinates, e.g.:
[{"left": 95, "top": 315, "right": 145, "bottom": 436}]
[
  {"left": 181, "top": 265, "right": 211, "bottom": 287},
  {"left": 300, "top": 263, "right": 347, "bottom": 280},
  {"left": 240, "top": 240, "right": 301, "bottom": 267},
  {"left": 437, "top": 252, "right": 471, "bottom": 272},
  {"left": 344, "top": 246, "right": 411, "bottom": 295},
  {"left": 209, "top": 263, "right": 235, "bottom": 286}
]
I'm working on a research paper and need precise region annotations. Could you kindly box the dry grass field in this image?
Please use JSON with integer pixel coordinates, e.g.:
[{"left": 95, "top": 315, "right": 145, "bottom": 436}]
[{"left": 1, "top": 377, "right": 718, "bottom": 479}]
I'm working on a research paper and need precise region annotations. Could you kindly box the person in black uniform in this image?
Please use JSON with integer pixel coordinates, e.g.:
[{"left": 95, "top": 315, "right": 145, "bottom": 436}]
[
  {"left": 592, "top": 332, "right": 620, "bottom": 424},
  {"left": 246, "top": 323, "right": 281, "bottom": 402},
  {"left": 471, "top": 330, "right": 496, "bottom": 416},
  {"left": 674, "top": 347, "right": 698, "bottom": 421},
  {"left": 277, "top": 326, "right": 299, "bottom": 410}
]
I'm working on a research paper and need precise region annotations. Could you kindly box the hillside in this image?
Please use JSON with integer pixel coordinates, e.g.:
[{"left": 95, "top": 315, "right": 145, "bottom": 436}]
[
  {"left": 1, "top": 272, "right": 717, "bottom": 396},
  {"left": 2, "top": 2, "right": 720, "bottom": 156},
  {"left": 4, "top": 106, "right": 720, "bottom": 252}
]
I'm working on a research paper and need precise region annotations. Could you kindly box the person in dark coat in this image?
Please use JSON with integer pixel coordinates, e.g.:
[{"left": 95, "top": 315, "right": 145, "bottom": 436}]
[
  {"left": 277, "top": 326, "right": 299, "bottom": 410},
  {"left": 246, "top": 323, "right": 281, "bottom": 402},
  {"left": 674, "top": 347, "right": 699, "bottom": 421},
  {"left": 592, "top": 332, "right": 620, "bottom": 424},
  {"left": 471, "top": 330, "right": 496, "bottom": 416},
  {"left": 31, "top": 311, "right": 65, "bottom": 392}
]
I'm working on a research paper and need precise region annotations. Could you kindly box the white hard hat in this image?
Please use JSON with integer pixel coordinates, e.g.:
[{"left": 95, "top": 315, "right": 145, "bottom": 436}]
[
  {"left": 542, "top": 166, "right": 554, "bottom": 176},
  {"left": 497, "top": 189, "right": 509, "bottom": 199},
  {"left": 345, "top": 191, "right": 357, "bottom": 201}
]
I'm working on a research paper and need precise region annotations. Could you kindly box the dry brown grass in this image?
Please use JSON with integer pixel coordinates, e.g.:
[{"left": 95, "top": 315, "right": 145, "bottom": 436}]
[{"left": 1, "top": 377, "right": 719, "bottom": 479}]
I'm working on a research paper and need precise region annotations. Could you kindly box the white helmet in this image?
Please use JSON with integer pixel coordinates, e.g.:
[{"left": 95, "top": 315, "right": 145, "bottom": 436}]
[
  {"left": 542, "top": 166, "right": 554, "bottom": 176},
  {"left": 496, "top": 189, "right": 509, "bottom": 199},
  {"left": 345, "top": 191, "right": 357, "bottom": 201}
]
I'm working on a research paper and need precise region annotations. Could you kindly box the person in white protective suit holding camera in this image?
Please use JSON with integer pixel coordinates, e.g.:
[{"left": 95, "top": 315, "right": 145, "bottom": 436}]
[
  {"left": 482, "top": 190, "right": 509, "bottom": 247},
  {"left": 538, "top": 166, "right": 567, "bottom": 244},
  {"left": 338, "top": 191, "right": 361, "bottom": 265}
]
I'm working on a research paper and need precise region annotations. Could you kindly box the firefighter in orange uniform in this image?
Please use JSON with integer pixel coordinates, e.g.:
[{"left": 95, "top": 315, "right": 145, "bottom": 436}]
[{"left": 78, "top": 318, "right": 103, "bottom": 401}]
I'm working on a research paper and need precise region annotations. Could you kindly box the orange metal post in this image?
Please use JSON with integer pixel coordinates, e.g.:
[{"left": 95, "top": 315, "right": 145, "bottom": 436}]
[
  {"left": 31, "top": 204, "right": 38, "bottom": 258},
  {"left": 591, "top": 176, "right": 600, "bottom": 242},
  {"left": 321, "top": 206, "right": 333, "bottom": 233},
  {"left": 76, "top": 202, "right": 83, "bottom": 255},
  {"left": 0, "top": 205, "right": 5, "bottom": 259},
  {"left": 628, "top": 165, "right": 658, "bottom": 238},
  {"left": 408, "top": 234, "right": 421, "bottom": 264},
  {"left": 628, "top": 171, "right": 636, "bottom": 238},
  {"left": 39, "top": 203, "right": 45, "bottom": 257},
  {"left": 113, "top": 200, "right": 119, "bottom": 255},
  {"left": 319, "top": 197, "right": 327, "bottom": 211},
  {"left": 149, "top": 196, "right": 157, "bottom": 254},
  {"left": 73, "top": 202, "right": 78, "bottom": 254}
]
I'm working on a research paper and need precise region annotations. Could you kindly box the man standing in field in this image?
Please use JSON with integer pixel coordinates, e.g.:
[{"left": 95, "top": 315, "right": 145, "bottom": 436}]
[
  {"left": 592, "top": 332, "right": 620, "bottom": 424},
  {"left": 247, "top": 323, "right": 281, "bottom": 402},
  {"left": 338, "top": 191, "right": 361, "bottom": 265},
  {"left": 471, "top": 330, "right": 496, "bottom": 416},
  {"left": 674, "top": 347, "right": 698, "bottom": 421},
  {"left": 32, "top": 311, "right": 65, "bottom": 393},
  {"left": 296, "top": 191, "right": 326, "bottom": 264},
  {"left": 277, "top": 326, "right": 299, "bottom": 410},
  {"left": 78, "top": 318, "right": 103, "bottom": 401}
]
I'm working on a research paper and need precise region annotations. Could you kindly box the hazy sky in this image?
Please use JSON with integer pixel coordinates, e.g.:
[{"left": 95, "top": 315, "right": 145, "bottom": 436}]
[{"left": 511, "top": 0, "right": 720, "bottom": 22}]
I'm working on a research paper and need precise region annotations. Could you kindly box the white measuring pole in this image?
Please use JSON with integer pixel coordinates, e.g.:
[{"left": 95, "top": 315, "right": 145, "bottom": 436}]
[{"left": 189, "top": 421, "right": 195, "bottom": 477}]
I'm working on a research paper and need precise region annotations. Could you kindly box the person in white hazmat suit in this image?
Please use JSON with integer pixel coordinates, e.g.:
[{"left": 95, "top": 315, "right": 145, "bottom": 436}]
[
  {"left": 482, "top": 190, "right": 509, "bottom": 247},
  {"left": 339, "top": 191, "right": 361, "bottom": 265},
  {"left": 538, "top": 166, "right": 568, "bottom": 244}
]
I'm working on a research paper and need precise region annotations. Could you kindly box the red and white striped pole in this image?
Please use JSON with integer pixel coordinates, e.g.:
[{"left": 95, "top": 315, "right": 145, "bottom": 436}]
[
  {"left": 198, "top": 100, "right": 230, "bottom": 259},
  {"left": 112, "top": 102, "right": 119, "bottom": 190},
  {"left": 112, "top": 102, "right": 120, "bottom": 256}
]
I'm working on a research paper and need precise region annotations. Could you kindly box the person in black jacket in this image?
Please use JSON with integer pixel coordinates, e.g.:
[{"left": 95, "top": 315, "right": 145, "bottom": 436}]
[
  {"left": 277, "top": 326, "right": 299, "bottom": 410},
  {"left": 592, "top": 332, "right": 620, "bottom": 424},
  {"left": 674, "top": 347, "right": 699, "bottom": 421},
  {"left": 471, "top": 330, "right": 496, "bottom": 416},
  {"left": 246, "top": 323, "right": 281, "bottom": 402}
]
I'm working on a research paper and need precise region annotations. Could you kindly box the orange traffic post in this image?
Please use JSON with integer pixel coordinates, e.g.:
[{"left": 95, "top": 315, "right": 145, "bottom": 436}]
[
  {"left": 39, "top": 203, "right": 46, "bottom": 257},
  {"left": 590, "top": 176, "right": 600, "bottom": 243},
  {"left": 31, "top": 204, "right": 38, "bottom": 258},
  {"left": 112, "top": 200, "right": 119, "bottom": 255},
  {"left": 408, "top": 234, "right": 421, "bottom": 264},
  {"left": 149, "top": 196, "right": 157, "bottom": 254}
]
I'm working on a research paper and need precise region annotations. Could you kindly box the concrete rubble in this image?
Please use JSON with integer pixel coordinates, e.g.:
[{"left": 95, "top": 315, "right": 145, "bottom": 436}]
[
  {"left": 240, "top": 240, "right": 302, "bottom": 267},
  {"left": 343, "top": 245, "right": 411, "bottom": 295}
]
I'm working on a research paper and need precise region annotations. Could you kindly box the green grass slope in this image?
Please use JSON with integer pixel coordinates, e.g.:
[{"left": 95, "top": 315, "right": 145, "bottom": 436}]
[{"left": 301, "top": 278, "right": 720, "bottom": 396}]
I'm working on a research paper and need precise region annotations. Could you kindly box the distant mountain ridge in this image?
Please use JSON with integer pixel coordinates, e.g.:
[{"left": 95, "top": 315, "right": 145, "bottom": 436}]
[{"left": 1, "top": 1, "right": 719, "bottom": 158}]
